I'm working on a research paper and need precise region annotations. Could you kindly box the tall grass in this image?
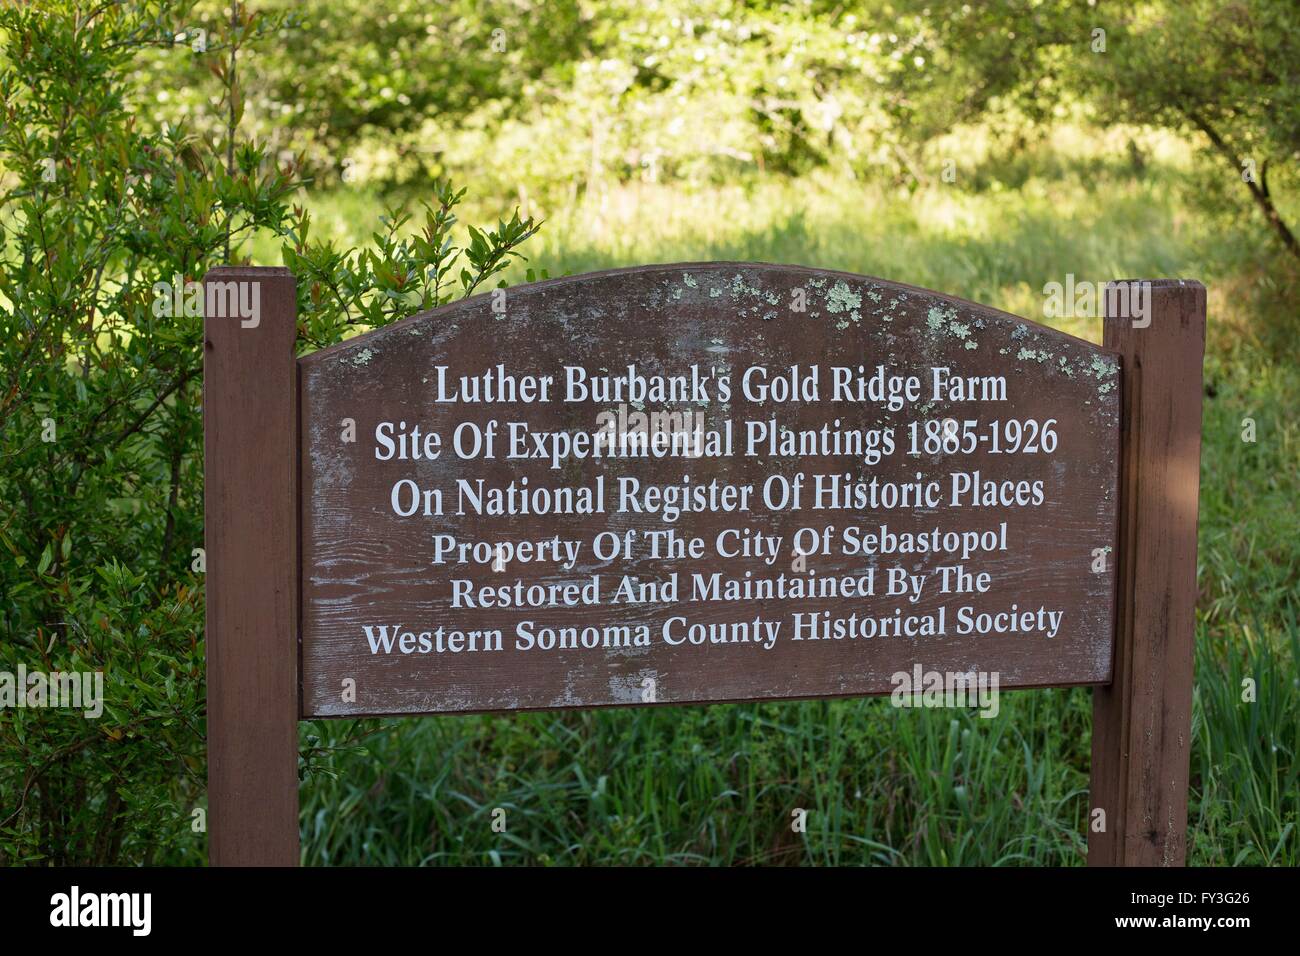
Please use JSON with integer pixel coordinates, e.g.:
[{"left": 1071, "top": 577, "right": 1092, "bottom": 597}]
[{"left": 292, "top": 158, "right": 1299, "bottom": 866}]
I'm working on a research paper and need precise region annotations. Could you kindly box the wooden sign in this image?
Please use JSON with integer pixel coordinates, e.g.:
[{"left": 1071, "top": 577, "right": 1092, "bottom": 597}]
[
  {"left": 299, "top": 264, "right": 1120, "bottom": 716},
  {"left": 203, "top": 264, "right": 1205, "bottom": 868}
]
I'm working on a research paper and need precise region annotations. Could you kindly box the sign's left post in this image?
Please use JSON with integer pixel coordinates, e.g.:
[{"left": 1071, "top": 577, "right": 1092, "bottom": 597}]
[{"left": 203, "top": 267, "right": 300, "bottom": 866}]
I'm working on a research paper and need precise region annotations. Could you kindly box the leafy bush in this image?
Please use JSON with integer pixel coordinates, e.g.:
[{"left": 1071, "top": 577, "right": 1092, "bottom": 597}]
[
  {"left": 140, "top": 0, "right": 1298, "bottom": 267},
  {"left": 0, "top": 0, "right": 535, "bottom": 865}
]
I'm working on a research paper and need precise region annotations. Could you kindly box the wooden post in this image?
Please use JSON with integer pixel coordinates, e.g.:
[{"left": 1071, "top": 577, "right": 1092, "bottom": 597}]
[
  {"left": 1089, "top": 279, "right": 1206, "bottom": 866},
  {"left": 204, "top": 267, "right": 300, "bottom": 866}
]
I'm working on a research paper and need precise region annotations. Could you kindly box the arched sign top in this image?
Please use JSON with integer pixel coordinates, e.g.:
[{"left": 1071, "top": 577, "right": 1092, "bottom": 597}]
[
  {"left": 301, "top": 262, "right": 1121, "bottom": 387},
  {"left": 297, "top": 261, "right": 1122, "bottom": 718}
]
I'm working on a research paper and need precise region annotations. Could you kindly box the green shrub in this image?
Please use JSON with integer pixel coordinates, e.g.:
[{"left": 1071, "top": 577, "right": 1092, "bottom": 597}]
[{"left": 0, "top": 0, "right": 535, "bottom": 865}]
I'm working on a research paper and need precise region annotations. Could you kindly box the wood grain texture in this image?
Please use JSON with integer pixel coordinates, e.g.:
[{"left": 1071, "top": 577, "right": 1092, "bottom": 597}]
[
  {"left": 204, "top": 267, "right": 300, "bottom": 866},
  {"left": 298, "top": 263, "right": 1122, "bottom": 717},
  {"left": 1089, "top": 279, "right": 1205, "bottom": 867}
]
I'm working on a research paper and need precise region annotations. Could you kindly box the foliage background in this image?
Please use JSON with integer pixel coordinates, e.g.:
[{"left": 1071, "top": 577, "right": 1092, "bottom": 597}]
[{"left": 1, "top": 0, "right": 1296, "bottom": 865}]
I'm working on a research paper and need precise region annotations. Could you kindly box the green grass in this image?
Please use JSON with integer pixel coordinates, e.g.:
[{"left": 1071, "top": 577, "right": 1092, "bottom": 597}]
[{"left": 292, "top": 159, "right": 1300, "bottom": 866}]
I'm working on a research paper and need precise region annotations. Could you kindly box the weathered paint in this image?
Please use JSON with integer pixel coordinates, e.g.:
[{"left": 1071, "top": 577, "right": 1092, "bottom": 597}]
[{"left": 298, "top": 262, "right": 1121, "bottom": 718}]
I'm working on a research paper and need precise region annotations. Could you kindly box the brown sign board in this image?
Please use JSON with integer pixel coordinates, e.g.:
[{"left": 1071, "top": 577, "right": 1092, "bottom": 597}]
[
  {"left": 297, "top": 264, "right": 1121, "bottom": 717},
  {"left": 206, "top": 266, "right": 1204, "bottom": 866}
]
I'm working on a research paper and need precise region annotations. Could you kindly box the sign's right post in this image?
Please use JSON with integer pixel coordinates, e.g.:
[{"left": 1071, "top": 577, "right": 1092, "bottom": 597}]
[{"left": 1089, "top": 279, "right": 1207, "bottom": 866}]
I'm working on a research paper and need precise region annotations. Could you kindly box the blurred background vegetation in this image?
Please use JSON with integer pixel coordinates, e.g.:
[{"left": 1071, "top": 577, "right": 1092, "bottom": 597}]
[{"left": 1, "top": 0, "right": 1296, "bottom": 865}]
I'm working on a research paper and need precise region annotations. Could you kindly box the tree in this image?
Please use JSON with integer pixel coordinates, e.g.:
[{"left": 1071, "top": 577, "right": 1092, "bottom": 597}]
[{"left": 888, "top": 0, "right": 1300, "bottom": 260}]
